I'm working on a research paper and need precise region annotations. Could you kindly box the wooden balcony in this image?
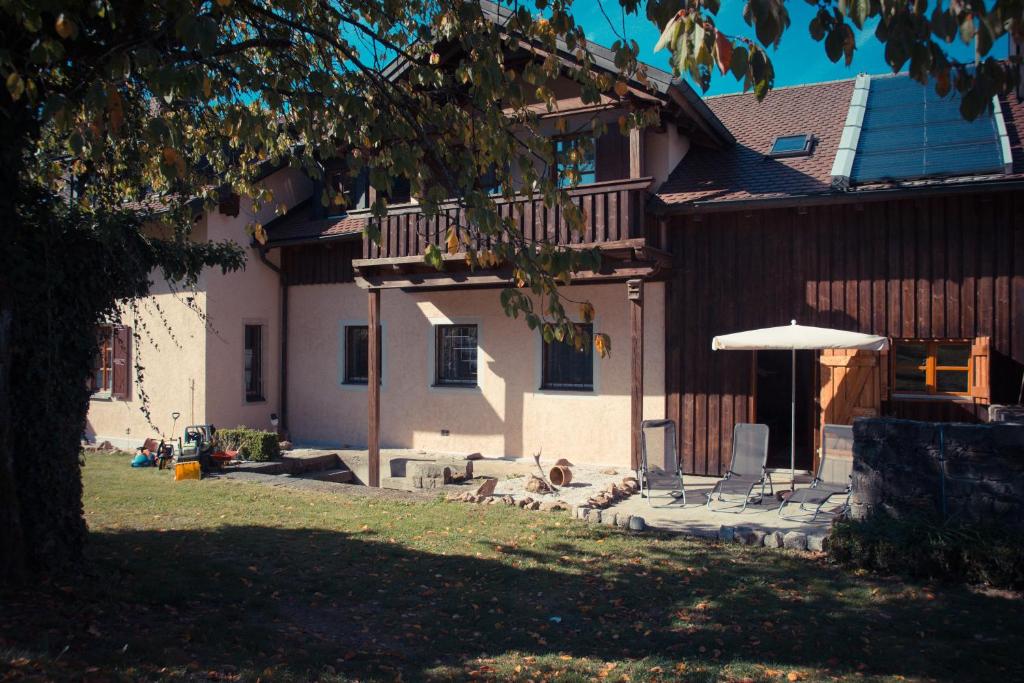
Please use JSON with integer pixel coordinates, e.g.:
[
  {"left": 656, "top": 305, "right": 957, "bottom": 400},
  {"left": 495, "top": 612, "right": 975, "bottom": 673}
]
[{"left": 360, "top": 177, "right": 653, "bottom": 260}]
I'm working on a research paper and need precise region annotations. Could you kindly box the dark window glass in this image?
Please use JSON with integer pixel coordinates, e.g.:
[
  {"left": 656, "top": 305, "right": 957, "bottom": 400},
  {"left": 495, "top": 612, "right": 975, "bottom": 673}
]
[
  {"left": 435, "top": 325, "right": 478, "bottom": 386},
  {"left": 343, "top": 325, "right": 381, "bottom": 384},
  {"left": 936, "top": 371, "right": 968, "bottom": 393},
  {"left": 936, "top": 342, "right": 969, "bottom": 367},
  {"left": 244, "top": 324, "right": 264, "bottom": 402},
  {"left": 894, "top": 341, "right": 927, "bottom": 392},
  {"left": 387, "top": 175, "right": 411, "bottom": 204},
  {"left": 327, "top": 167, "right": 368, "bottom": 215},
  {"left": 555, "top": 137, "right": 596, "bottom": 187},
  {"left": 542, "top": 324, "right": 594, "bottom": 391}
]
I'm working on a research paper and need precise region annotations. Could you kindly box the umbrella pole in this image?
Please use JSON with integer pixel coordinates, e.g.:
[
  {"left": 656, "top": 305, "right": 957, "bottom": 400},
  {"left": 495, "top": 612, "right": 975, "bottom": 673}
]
[{"left": 790, "top": 348, "right": 796, "bottom": 491}]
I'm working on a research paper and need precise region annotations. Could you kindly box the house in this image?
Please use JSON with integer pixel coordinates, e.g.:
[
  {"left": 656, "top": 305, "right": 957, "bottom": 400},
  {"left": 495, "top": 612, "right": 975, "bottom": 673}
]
[{"left": 86, "top": 7, "right": 1024, "bottom": 480}]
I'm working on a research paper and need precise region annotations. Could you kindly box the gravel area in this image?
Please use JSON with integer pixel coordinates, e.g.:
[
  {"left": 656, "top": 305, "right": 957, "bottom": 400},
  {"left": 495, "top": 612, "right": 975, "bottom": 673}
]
[{"left": 489, "top": 462, "right": 633, "bottom": 507}]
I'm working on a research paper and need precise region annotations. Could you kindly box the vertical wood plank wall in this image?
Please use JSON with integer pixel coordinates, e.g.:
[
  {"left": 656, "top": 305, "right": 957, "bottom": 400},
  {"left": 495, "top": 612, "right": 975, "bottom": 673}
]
[{"left": 665, "top": 191, "right": 1024, "bottom": 476}]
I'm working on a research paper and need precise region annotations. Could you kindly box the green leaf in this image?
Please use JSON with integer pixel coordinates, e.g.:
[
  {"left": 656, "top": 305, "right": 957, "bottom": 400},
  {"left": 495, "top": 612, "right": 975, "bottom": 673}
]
[
  {"left": 730, "top": 45, "right": 749, "bottom": 80},
  {"left": 6, "top": 72, "right": 24, "bottom": 101}
]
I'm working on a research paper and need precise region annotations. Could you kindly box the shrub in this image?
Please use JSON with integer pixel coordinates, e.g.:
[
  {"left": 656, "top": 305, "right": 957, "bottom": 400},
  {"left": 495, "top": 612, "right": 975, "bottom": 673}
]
[
  {"left": 828, "top": 513, "right": 1024, "bottom": 589},
  {"left": 215, "top": 426, "right": 281, "bottom": 462}
]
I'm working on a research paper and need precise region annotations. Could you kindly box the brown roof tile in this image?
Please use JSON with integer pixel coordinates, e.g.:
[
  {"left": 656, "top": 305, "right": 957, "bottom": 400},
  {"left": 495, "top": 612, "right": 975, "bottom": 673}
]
[
  {"left": 656, "top": 79, "right": 855, "bottom": 206},
  {"left": 265, "top": 199, "right": 367, "bottom": 245},
  {"left": 656, "top": 77, "right": 1024, "bottom": 207}
]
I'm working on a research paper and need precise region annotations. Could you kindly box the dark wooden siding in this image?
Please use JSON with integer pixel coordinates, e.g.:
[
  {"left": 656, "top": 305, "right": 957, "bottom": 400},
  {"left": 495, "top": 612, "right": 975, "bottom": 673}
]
[
  {"left": 596, "top": 129, "right": 629, "bottom": 181},
  {"left": 281, "top": 239, "right": 360, "bottom": 286},
  {"left": 665, "top": 190, "right": 1024, "bottom": 476}
]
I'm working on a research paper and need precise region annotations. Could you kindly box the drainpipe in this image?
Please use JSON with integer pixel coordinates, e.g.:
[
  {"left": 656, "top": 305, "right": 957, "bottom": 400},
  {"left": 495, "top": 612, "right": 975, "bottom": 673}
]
[{"left": 255, "top": 244, "right": 288, "bottom": 437}]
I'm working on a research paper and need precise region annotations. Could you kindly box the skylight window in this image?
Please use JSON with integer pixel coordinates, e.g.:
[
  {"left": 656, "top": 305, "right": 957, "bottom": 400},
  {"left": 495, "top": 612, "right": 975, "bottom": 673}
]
[{"left": 768, "top": 134, "right": 813, "bottom": 158}]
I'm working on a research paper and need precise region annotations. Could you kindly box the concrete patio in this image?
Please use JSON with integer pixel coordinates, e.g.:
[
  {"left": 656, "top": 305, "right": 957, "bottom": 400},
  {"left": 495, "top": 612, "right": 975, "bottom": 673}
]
[{"left": 600, "top": 472, "right": 838, "bottom": 550}]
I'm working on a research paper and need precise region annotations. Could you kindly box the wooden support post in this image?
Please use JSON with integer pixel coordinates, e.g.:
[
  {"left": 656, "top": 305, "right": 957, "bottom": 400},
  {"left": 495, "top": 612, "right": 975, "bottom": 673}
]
[
  {"left": 367, "top": 288, "right": 381, "bottom": 487},
  {"left": 629, "top": 127, "right": 644, "bottom": 178},
  {"left": 628, "top": 278, "right": 644, "bottom": 471}
]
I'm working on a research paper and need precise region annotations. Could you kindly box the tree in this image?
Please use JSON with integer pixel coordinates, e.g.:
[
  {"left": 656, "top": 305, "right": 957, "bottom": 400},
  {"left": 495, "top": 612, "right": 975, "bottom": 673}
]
[
  {"left": 647, "top": 0, "right": 1022, "bottom": 120},
  {"left": 1, "top": 0, "right": 1021, "bottom": 580}
]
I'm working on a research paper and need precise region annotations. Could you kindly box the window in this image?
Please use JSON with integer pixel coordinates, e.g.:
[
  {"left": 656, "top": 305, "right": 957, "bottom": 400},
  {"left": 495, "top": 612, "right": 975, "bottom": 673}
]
[
  {"left": 768, "top": 134, "right": 814, "bottom": 158},
  {"left": 555, "top": 137, "right": 596, "bottom": 187},
  {"left": 542, "top": 324, "right": 594, "bottom": 391},
  {"left": 435, "top": 324, "right": 478, "bottom": 387},
  {"left": 893, "top": 339, "right": 971, "bottom": 396},
  {"left": 342, "top": 325, "right": 381, "bottom": 385},
  {"left": 328, "top": 167, "right": 368, "bottom": 215},
  {"left": 91, "top": 325, "right": 114, "bottom": 395},
  {"left": 386, "top": 175, "right": 411, "bottom": 204},
  {"left": 244, "top": 324, "right": 265, "bottom": 402}
]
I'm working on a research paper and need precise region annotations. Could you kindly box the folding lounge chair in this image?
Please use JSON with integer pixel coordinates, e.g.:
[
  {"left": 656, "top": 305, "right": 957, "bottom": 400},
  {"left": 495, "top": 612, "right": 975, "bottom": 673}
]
[
  {"left": 637, "top": 419, "right": 685, "bottom": 506},
  {"left": 706, "top": 423, "right": 772, "bottom": 513},
  {"left": 778, "top": 424, "right": 853, "bottom": 522}
]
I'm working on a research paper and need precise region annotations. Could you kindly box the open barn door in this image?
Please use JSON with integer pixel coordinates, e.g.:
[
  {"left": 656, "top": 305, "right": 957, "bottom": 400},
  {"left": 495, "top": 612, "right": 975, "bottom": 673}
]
[{"left": 817, "top": 348, "right": 888, "bottom": 469}]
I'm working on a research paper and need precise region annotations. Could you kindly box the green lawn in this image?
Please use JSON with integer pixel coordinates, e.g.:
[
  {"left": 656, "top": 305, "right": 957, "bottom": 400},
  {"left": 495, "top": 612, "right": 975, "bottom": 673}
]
[{"left": 2, "top": 454, "right": 1021, "bottom": 682}]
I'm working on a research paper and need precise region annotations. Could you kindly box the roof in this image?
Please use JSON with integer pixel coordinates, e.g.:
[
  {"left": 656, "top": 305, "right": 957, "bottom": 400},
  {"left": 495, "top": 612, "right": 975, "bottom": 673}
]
[
  {"left": 655, "top": 75, "right": 1024, "bottom": 210},
  {"left": 264, "top": 199, "right": 366, "bottom": 246},
  {"left": 655, "top": 79, "right": 857, "bottom": 207},
  {"left": 383, "top": 1, "right": 732, "bottom": 145}
]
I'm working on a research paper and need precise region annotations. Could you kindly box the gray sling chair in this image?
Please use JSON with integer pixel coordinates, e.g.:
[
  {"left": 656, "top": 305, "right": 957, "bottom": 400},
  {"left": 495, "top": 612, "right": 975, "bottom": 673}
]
[
  {"left": 638, "top": 419, "right": 685, "bottom": 506},
  {"left": 778, "top": 424, "right": 854, "bottom": 522},
  {"left": 706, "top": 423, "right": 772, "bottom": 513}
]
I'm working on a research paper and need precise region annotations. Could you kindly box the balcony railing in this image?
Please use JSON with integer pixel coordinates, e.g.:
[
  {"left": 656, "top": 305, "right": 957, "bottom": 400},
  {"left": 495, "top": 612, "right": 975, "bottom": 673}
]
[{"left": 361, "top": 177, "right": 653, "bottom": 260}]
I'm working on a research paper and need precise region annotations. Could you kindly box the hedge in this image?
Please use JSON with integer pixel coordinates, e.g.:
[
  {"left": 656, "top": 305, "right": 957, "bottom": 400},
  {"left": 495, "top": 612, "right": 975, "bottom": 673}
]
[
  {"left": 215, "top": 427, "right": 280, "bottom": 462},
  {"left": 828, "top": 513, "right": 1024, "bottom": 589}
]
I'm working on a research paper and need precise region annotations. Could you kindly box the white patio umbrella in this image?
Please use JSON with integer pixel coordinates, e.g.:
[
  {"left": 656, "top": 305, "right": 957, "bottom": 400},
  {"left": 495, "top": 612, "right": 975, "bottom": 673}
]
[{"left": 711, "top": 321, "right": 889, "bottom": 488}]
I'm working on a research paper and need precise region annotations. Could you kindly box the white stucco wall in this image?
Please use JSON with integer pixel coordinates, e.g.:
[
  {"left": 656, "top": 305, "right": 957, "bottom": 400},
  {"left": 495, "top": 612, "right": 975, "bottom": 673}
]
[
  {"left": 287, "top": 281, "right": 665, "bottom": 466},
  {"left": 84, "top": 264, "right": 211, "bottom": 449},
  {"left": 203, "top": 166, "right": 312, "bottom": 432}
]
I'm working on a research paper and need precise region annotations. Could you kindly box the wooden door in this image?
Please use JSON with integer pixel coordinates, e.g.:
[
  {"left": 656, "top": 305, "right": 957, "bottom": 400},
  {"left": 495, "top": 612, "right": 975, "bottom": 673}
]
[{"left": 817, "top": 349, "right": 888, "bottom": 469}]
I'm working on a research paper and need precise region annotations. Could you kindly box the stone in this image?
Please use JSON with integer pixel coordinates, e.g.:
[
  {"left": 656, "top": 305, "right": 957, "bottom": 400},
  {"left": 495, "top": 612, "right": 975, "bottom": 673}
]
[
  {"left": 750, "top": 529, "right": 768, "bottom": 546},
  {"left": 807, "top": 534, "right": 827, "bottom": 552},
  {"left": 465, "top": 452, "right": 484, "bottom": 460},
  {"left": 525, "top": 475, "right": 552, "bottom": 494},
  {"left": 541, "top": 501, "right": 569, "bottom": 512},
  {"left": 486, "top": 497, "right": 498, "bottom": 505},
  {"left": 407, "top": 462, "right": 453, "bottom": 485},
  {"left": 554, "top": 458, "right": 573, "bottom": 467},
  {"left": 516, "top": 497, "right": 534, "bottom": 508},
  {"left": 574, "top": 506, "right": 591, "bottom": 521},
  {"left": 600, "top": 468, "right": 618, "bottom": 475},
  {"left": 615, "top": 513, "right": 632, "bottom": 528},
  {"left": 473, "top": 478, "right": 498, "bottom": 497},
  {"left": 621, "top": 476, "right": 639, "bottom": 487},
  {"left": 527, "top": 500, "right": 542, "bottom": 511},
  {"left": 763, "top": 531, "right": 784, "bottom": 549},
  {"left": 628, "top": 516, "right": 646, "bottom": 531},
  {"left": 98, "top": 440, "right": 115, "bottom": 451},
  {"left": 783, "top": 531, "right": 808, "bottom": 550},
  {"left": 279, "top": 440, "right": 293, "bottom": 451},
  {"left": 734, "top": 526, "right": 755, "bottom": 545},
  {"left": 590, "top": 509, "right": 602, "bottom": 524},
  {"left": 601, "top": 511, "right": 617, "bottom": 526},
  {"left": 718, "top": 525, "right": 736, "bottom": 542},
  {"left": 501, "top": 495, "right": 516, "bottom": 506},
  {"left": 621, "top": 481, "right": 639, "bottom": 494}
]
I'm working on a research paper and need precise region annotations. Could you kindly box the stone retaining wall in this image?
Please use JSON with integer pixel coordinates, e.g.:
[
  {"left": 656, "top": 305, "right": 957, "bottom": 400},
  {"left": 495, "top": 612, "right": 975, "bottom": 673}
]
[{"left": 851, "top": 418, "right": 1024, "bottom": 527}]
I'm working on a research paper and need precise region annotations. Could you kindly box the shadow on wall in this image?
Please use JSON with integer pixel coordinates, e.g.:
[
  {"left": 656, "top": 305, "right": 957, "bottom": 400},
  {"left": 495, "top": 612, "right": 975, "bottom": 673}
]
[{"left": 5, "top": 523, "right": 1020, "bottom": 680}]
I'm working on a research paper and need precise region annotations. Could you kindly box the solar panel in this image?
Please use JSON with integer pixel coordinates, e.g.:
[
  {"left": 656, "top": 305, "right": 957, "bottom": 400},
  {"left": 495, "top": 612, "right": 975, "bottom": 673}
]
[{"left": 850, "top": 75, "right": 1005, "bottom": 184}]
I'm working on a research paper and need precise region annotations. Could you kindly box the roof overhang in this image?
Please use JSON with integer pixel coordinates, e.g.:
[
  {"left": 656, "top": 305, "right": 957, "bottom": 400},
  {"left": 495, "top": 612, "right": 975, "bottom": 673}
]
[
  {"left": 650, "top": 176, "right": 1024, "bottom": 216},
  {"left": 352, "top": 238, "right": 671, "bottom": 290}
]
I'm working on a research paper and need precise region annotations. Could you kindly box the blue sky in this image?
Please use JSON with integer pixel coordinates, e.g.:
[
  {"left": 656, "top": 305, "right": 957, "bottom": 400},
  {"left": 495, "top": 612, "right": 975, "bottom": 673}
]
[{"left": 570, "top": 0, "right": 1008, "bottom": 97}]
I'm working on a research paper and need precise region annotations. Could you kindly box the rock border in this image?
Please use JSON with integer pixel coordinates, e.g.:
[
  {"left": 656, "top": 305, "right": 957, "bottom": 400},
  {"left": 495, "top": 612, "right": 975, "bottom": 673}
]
[{"left": 718, "top": 525, "right": 828, "bottom": 552}]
